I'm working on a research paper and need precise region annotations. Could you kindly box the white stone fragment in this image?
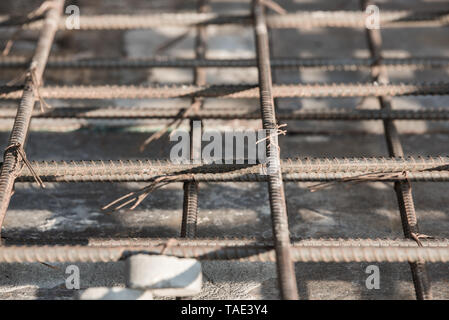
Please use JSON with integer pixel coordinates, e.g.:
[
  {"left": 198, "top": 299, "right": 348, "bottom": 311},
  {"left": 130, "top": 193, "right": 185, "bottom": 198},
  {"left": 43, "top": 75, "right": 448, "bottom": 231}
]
[{"left": 126, "top": 254, "right": 202, "bottom": 297}]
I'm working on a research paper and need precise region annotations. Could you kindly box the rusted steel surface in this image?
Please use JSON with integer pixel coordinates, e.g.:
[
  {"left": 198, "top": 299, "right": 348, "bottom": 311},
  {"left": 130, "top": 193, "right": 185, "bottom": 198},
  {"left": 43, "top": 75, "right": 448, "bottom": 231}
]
[
  {"left": 5, "top": 237, "right": 449, "bottom": 247},
  {"left": 253, "top": 0, "right": 298, "bottom": 300},
  {"left": 2, "top": 82, "right": 449, "bottom": 99},
  {"left": 2, "top": 56, "right": 449, "bottom": 70},
  {"left": 0, "top": 242, "right": 447, "bottom": 263},
  {"left": 1, "top": 10, "right": 448, "bottom": 30},
  {"left": 0, "top": 0, "right": 64, "bottom": 233},
  {"left": 0, "top": 0, "right": 448, "bottom": 301},
  {"left": 362, "top": 0, "right": 432, "bottom": 300},
  {"left": 1, "top": 107, "right": 448, "bottom": 121},
  {"left": 9, "top": 157, "right": 449, "bottom": 183},
  {"left": 181, "top": 0, "right": 208, "bottom": 239}
]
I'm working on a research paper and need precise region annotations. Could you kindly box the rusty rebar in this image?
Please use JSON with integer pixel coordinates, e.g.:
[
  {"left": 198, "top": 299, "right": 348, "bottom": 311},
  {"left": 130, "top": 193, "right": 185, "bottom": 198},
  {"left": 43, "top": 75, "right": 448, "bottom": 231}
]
[
  {"left": 14, "top": 169, "right": 449, "bottom": 183},
  {"left": 0, "top": 0, "right": 64, "bottom": 234},
  {"left": 2, "top": 82, "right": 448, "bottom": 99},
  {"left": 2, "top": 11, "right": 447, "bottom": 30},
  {"left": 362, "top": 0, "right": 432, "bottom": 300},
  {"left": 181, "top": 0, "right": 208, "bottom": 239},
  {"left": 253, "top": 0, "right": 298, "bottom": 300},
  {"left": 6, "top": 237, "right": 447, "bottom": 248},
  {"left": 9, "top": 157, "right": 449, "bottom": 183},
  {"left": 2, "top": 107, "right": 449, "bottom": 120},
  {"left": 2, "top": 56, "right": 449, "bottom": 70},
  {"left": 0, "top": 242, "right": 447, "bottom": 263}
]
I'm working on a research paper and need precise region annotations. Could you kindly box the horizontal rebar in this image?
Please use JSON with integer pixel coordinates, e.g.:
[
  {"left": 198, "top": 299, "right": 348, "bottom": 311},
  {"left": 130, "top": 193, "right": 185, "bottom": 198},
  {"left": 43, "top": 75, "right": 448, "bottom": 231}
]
[
  {"left": 2, "top": 56, "right": 449, "bottom": 71},
  {"left": 2, "top": 83, "right": 449, "bottom": 99},
  {"left": 0, "top": 242, "right": 447, "bottom": 263},
  {"left": 15, "top": 171, "right": 448, "bottom": 183},
  {"left": 7, "top": 237, "right": 446, "bottom": 248},
  {"left": 11, "top": 157, "right": 449, "bottom": 183},
  {"left": 1, "top": 107, "right": 449, "bottom": 120},
  {"left": 1, "top": 11, "right": 448, "bottom": 30}
]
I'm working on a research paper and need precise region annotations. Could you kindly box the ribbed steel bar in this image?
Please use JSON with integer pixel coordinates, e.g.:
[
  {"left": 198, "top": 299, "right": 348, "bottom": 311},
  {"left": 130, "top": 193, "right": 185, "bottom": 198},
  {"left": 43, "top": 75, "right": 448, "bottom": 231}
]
[
  {"left": 0, "top": 244, "right": 447, "bottom": 263},
  {"left": 3, "top": 82, "right": 449, "bottom": 99},
  {"left": 10, "top": 157, "right": 449, "bottom": 183},
  {"left": 0, "top": 0, "right": 64, "bottom": 234},
  {"left": 253, "top": 0, "right": 298, "bottom": 300},
  {"left": 181, "top": 0, "right": 208, "bottom": 239},
  {"left": 2, "top": 56, "right": 449, "bottom": 71},
  {"left": 2, "top": 11, "right": 448, "bottom": 30},
  {"left": 6, "top": 237, "right": 448, "bottom": 248},
  {"left": 362, "top": 0, "right": 432, "bottom": 300},
  {"left": 14, "top": 170, "right": 449, "bottom": 183},
  {"left": 3, "top": 107, "right": 449, "bottom": 120}
]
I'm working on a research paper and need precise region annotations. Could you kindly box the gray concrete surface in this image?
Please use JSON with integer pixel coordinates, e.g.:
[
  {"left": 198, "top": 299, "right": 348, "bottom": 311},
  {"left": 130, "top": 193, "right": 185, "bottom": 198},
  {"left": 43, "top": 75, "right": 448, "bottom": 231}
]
[{"left": 0, "top": 0, "right": 448, "bottom": 299}]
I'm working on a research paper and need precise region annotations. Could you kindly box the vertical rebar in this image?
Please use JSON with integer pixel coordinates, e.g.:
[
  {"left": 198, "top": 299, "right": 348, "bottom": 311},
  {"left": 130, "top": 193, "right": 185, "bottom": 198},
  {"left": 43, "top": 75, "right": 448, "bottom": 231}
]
[
  {"left": 361, "top": 0, "right": 432, "bottom": 300},
  {"left": 253, "top": 0, "right": 299, "bottom": 300},
  {"left": 181, "top": 0, "right": 208, "bottom": 238},
  {"left": 0, "top": 0, "right": 64, "bottom": 234}
]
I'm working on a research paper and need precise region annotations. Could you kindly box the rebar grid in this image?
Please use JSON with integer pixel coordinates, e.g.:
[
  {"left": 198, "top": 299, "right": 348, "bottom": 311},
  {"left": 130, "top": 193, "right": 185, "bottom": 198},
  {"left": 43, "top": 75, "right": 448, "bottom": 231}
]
[{"left": 0, "top": 0, "right": 448, "bottom": 301}]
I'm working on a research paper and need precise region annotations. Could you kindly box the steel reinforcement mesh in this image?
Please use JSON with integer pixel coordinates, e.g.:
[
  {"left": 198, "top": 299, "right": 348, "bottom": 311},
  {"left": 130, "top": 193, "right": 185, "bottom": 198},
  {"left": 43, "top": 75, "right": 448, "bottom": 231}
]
[{"left": 0, "top": 0, "right": 448, "bottom": 300}]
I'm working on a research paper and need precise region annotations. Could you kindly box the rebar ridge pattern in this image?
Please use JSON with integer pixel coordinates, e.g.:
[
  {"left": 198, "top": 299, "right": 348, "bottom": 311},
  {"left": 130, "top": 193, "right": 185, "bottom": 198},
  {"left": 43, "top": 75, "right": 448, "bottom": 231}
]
[
  {"left": 0, "top": 0, "right": 64, "bottom": 233},
  {"left": 2, "top": 82, "right": 449, "bottom": 99},
  {"left": 2, "top": 56, "right": 449, "bottom": 70},
  {"left": 252, "top": 0, "right": 298, "bottom": 300},
  {"left": 361, "top": 0, "right": 432, "bottom": 300},
  {"left": 1, "top": 10, "right": 448, "bottom": 30},
  {"left": 0, "top": 243, "right": 447, "bottom": 263}
]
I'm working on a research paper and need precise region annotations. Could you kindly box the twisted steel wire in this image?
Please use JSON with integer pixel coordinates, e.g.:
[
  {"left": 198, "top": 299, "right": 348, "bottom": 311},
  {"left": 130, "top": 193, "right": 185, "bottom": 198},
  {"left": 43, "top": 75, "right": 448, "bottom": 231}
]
[
  {"left": 2, "top": 82, "right": 449, "bottom": 99},
  {"left": 0, "top": 2, "right": 447, "bottom": 299},
  {"left": 2, "top": 56, "right": 449, "bottom": 71}
]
